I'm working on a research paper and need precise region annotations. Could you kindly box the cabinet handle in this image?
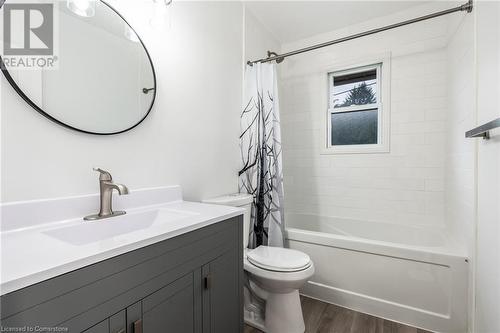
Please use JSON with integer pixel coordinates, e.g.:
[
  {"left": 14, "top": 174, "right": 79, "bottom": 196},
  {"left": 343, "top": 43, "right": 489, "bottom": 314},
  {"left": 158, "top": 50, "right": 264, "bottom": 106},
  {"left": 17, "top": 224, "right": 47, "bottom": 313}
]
[
  {"left": 204, "top": 274, "right": 211, "bottom": 290},
  {"left": 133, "top": 319, "right": 142, "bottom": 333},
  {"left": 114, "top": 330, "right": 125, "bottom": 333}
]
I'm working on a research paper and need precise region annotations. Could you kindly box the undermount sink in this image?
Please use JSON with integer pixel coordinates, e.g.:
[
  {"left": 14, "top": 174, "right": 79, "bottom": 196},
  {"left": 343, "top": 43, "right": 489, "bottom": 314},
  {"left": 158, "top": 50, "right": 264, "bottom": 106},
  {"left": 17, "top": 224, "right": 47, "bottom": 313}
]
[{"left": 44, "top": 208, "right": 198, "bottom": 245}]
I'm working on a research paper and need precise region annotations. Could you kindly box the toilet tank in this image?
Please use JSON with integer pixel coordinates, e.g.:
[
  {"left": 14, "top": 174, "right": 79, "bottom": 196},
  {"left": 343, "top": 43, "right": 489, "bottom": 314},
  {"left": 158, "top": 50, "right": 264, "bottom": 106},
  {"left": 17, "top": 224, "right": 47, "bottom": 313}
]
[{"left": 203, "top": 193, "right": 253, "bottom": 249}]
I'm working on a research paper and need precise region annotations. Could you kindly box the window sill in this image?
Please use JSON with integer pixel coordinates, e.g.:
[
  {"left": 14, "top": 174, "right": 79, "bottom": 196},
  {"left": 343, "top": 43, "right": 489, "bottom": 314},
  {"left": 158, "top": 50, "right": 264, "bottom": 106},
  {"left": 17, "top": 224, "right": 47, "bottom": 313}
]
[{"left": 320, "top": 143, "right": 390, "bottom": 155}]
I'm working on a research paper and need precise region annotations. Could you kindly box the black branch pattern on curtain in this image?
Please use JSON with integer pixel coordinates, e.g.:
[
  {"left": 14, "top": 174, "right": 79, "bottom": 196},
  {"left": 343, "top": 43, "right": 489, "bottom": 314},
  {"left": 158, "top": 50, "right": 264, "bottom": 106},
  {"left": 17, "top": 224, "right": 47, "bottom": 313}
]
[{"left": 239, "top": 74, "right": 284, "bottom": 247}]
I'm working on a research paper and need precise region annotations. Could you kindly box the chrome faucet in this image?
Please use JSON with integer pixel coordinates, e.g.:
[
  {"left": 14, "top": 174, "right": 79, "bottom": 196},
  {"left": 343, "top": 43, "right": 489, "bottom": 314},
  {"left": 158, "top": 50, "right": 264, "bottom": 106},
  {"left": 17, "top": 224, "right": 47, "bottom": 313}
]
[{"left": 84, "top": 168, "right": 130, "bottom": 221}]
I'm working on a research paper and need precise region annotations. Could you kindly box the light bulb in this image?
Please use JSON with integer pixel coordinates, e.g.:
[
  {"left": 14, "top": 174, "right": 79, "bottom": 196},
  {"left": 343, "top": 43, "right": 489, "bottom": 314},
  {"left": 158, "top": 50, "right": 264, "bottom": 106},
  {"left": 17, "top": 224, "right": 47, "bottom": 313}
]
[
  {"left": 150, "top": 0, "right": 172, "bottom": 29},
  {"left": 124, "top": 25, "right": 140, "bottom": 43},
  {"left": 67, "top": 0, "right": 96, "bottom": 17}
]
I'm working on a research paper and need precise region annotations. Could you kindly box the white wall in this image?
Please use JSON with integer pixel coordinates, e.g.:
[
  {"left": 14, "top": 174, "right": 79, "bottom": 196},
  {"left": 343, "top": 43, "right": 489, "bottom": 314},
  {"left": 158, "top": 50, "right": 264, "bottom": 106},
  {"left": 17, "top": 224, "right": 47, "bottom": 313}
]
[
  {"left": 244, "top": 7, "right": 280, "bottom": 67},
  {"left": 445, "top": 9, "right": 476, "bottom": 330},
  {"left": 0, "top": 1, "right": 243, "bottom": 202},
  {"left": 474, "top": 1, "right": 500, "bottom": 332},
  {"left": 279, "top": 3, "right": 453, "bottom": 227},
  {"left": 445, "top": 5, "right": 475, "bottom": 260}
]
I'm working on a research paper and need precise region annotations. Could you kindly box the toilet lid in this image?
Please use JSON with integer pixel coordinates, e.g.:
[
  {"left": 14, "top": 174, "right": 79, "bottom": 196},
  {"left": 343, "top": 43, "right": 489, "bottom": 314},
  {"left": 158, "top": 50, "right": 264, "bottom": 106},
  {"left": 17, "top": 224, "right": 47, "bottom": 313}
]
[{"left": 247, "top": 246, "right": 311, "bottom": 272}]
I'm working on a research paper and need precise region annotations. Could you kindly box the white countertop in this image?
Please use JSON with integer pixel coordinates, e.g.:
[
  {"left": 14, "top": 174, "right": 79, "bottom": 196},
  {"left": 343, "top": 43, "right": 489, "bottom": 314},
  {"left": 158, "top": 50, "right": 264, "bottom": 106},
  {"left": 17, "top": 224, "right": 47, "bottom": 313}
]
[{"left": 0, "top": 186, "right": 244, "bottom": 296}]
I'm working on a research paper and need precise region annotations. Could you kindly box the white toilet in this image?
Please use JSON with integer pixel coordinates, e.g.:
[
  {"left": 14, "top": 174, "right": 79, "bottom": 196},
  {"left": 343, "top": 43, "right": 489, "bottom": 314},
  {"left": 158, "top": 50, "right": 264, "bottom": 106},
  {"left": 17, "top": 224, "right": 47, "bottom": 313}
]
[{"left": 203, "top": 194, "right": 315, "bottom": 333}]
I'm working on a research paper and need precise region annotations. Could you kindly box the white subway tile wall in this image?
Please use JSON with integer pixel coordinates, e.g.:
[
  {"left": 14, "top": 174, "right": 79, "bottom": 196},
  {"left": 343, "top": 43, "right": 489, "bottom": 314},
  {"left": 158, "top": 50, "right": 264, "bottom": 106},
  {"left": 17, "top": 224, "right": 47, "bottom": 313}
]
[
  {"left": 279, "top": 13, "right": 453, "bottom": 227},
  {"left": 445, "top": 12, "right": 475, "bottom": 329},
  {"left": 445, "top": 13, "right": 475, "bottom": 252}
]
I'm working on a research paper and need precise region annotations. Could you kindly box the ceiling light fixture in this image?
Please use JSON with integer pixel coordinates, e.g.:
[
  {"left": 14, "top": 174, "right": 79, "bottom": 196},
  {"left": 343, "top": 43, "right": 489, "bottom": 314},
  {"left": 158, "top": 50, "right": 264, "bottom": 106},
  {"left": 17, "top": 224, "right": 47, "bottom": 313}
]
[
  {"left": 150, "top": 0, "right": 173, "bottom": 29},
  {"left": 67, "top": 0, "right": 96, "bottom": 17},
  {"left": 124, "top": 25, "right": 140, "bottom": 43}
]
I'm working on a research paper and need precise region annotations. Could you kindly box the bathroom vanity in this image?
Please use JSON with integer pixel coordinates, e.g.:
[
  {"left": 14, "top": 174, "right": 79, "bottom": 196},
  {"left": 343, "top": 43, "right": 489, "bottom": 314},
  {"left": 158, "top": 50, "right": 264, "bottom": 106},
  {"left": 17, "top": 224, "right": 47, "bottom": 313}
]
[{"left": 0, "top": 187, "right": 244, "bottom": 333}]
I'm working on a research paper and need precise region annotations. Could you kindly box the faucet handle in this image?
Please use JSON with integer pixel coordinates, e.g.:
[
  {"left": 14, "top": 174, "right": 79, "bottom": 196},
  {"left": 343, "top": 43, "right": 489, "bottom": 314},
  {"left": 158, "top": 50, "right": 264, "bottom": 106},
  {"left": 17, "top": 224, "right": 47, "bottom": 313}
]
[{"left": 93, "top": 167, "right": 112, "bottom": 181}]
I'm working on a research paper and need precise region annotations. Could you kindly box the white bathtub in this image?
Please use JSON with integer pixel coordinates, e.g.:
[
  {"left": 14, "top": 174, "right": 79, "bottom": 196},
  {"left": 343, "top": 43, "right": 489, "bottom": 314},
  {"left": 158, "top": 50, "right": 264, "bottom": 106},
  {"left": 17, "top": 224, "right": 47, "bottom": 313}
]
[{"left": 285, "top": 214, "right": 468, "bottom": 333}]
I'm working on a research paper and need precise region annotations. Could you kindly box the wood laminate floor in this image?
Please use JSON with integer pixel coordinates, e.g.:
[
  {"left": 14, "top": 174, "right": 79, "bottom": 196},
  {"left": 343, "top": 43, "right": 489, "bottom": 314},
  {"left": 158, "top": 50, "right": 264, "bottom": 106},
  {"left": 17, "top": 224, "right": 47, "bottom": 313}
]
[{"left": 244, "top": 296, "right": 432, "bottom": 333}]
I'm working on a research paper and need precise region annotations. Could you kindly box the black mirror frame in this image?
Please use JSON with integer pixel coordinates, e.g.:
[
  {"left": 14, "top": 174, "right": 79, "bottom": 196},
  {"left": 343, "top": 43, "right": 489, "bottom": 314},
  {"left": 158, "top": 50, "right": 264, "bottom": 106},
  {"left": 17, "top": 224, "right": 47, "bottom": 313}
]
[{"left": 0, "top": 0, "right": 157, "bottom": 135}]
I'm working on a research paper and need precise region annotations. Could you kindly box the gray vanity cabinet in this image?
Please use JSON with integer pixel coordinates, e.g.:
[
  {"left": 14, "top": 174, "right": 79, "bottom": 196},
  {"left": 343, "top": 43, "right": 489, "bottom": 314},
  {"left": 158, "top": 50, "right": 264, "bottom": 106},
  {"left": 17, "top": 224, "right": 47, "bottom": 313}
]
[
  {"left": 83, "top": 320, "right": 110, "bottom": 333},
  {"left": 202, "top": 250, "right": 240, "bottom": 333},
  {"left": 142, "top": 272, "right": 197, "bottom": 333},
  {"left": 141, "top": 249, "right": 241, "bottom": 333},
  {"left": 83, "top": 305, "right": 137, "bottom": 333},
  {"left": 0, "top": 216, "right": 243, "bottom": 333},
  {"left": 80, "top": 310, "right": 126, "bottom": 333},
  {"left": 109, "top": 309, "right": 126, "bottom": 333},
  {"left": 126, "top": 302, "right": 142, "bottom": 333},
  {"left": 82, "top": 307, "right": 130, "bottom": 333}
]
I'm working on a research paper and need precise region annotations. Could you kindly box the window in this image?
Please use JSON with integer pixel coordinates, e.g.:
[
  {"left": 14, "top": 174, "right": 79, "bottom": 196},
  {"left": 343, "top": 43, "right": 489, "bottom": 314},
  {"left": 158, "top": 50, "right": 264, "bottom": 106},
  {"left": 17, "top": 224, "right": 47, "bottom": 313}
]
[{"left": 324, "top": 62, "right": 389, "bottom": 154}]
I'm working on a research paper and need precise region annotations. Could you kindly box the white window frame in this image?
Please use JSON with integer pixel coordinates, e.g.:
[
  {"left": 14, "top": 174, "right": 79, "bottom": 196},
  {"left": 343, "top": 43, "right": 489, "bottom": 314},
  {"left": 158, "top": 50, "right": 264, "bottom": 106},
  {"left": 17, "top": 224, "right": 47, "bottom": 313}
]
[{"left": 321, "top": 58, "right": 391, "bottom": 154}]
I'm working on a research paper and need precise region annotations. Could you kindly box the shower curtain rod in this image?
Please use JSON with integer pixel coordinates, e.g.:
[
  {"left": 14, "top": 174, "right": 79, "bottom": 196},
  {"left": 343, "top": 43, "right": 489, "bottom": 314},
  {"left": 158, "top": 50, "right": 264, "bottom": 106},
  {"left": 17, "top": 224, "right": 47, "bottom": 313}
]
[{"left": 247, "top": 0, "right": 473, "bottom": 66}]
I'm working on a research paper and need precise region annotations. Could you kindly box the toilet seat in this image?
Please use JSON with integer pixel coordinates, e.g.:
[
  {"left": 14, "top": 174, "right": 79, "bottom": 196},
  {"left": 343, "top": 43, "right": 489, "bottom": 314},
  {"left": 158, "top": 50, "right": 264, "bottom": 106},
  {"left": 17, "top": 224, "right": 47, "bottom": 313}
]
[
  {"left": 247, "top": 246, "right": 312, "bottom": 272},
  {"left": 244, "top": 255, "right": 315, "bottom": 286}
]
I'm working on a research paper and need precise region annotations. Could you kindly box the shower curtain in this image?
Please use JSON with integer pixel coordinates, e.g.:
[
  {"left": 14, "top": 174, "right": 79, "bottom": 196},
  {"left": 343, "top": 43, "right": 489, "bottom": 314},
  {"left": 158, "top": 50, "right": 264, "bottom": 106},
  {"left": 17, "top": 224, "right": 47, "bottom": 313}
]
[{"left": 239, "top": 62, "right": 285, "bottom": 248}]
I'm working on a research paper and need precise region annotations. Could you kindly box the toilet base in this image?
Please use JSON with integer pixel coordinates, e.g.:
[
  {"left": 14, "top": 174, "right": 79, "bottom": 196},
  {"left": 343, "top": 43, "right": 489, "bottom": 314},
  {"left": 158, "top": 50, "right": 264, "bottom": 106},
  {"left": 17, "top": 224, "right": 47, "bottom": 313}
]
[
  {"left": 245, "top": 285, "right": 305, "bottom": 333},
  {"left": 244, "top": 309, "right": 266, "bottom": 332},
  {"left": 265, "top": 290, "right": 305, "bottom": 333},
  {"left": 244, "top": 285, "right": 266, "bottom": 331}
]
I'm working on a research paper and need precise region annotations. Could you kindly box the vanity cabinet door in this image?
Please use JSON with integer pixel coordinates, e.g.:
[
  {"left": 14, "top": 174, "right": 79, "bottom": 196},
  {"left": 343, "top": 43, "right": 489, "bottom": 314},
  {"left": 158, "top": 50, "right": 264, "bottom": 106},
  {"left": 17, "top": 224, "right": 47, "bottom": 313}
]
[
  {"left": 109, "top": 310, "right": 126, "bottom": 333},
  {"left": 83, "top": 319, "right": 109, "bottom": 333},
  {"left": 202, "top": 249, "right": 240, "bottom": 333},
  {"left": 126, "top": 302, "right": 142, "bottom": 333},
  {"left": 142, "top": 272, "right": 200, "bottom": 333},
  {"left": 81, "top": 310, "right": 126, "bottom": 333}
]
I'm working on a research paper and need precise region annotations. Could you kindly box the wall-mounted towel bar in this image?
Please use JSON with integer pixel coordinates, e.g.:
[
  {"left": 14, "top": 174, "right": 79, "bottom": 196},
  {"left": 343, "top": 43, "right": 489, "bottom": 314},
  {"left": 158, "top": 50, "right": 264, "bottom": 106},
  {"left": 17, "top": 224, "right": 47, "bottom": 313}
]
[{"left": 465, "top": 118, "right": 500, "bottom": 139}]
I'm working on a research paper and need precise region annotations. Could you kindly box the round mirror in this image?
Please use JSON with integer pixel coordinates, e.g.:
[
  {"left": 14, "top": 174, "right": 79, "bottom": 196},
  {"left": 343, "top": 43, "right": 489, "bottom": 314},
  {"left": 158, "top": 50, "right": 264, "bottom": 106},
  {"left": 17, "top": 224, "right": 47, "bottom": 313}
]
[{"left": 0, "top": 0, "right": 156, "bottom": 135}]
